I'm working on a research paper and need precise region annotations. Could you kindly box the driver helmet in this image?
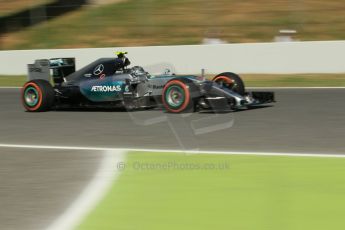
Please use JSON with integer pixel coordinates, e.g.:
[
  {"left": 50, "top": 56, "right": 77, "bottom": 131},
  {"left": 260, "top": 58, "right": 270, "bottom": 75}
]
[{"left": 115, "top": 51, "right": 128, "bottom": 58}]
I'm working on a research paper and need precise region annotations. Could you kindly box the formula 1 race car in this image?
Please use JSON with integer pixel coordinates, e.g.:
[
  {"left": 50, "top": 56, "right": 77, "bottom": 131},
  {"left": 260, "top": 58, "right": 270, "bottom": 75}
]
[{"left": 21, "top": 57, "right": 275, "bottom": 112}]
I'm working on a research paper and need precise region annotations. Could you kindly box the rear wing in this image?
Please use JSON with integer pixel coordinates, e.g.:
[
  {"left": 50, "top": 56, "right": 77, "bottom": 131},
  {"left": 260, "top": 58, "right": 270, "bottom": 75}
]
[
  {"left": 27, "top": 59, "right": 50, "bottom": 81},
  {"left": 27, "top": 58, "right": 76, "bottom": 84}
]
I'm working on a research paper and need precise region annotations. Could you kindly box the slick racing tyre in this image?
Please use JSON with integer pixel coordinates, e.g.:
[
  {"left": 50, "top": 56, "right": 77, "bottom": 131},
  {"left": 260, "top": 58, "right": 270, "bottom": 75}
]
[
  {"left": 162, "top": 78, "right": 198, "bottom": 113},
  {"left": 22, "top": 80, "right": 55, "bottom": 112},
  {"left": 212, "top": 72, "right": 245, "bottom": 96}
]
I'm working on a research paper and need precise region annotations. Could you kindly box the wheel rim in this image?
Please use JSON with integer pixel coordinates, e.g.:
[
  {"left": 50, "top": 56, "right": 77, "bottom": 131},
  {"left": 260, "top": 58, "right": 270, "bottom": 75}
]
[
  {"left": 24, "top": 87, "right": 39, "bottom": 107},
  {"left": 165, "top": 85, "right": 185, "bottom": 108}
]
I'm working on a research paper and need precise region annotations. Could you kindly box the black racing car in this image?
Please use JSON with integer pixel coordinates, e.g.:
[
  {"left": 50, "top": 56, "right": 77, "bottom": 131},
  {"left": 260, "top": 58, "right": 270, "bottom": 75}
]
[{"left": 22, "top": 57, "right": 275, "bottom": 112}]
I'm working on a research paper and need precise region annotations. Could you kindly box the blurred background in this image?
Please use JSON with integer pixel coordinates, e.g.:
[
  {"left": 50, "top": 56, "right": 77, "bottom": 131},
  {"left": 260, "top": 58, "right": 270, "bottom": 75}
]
[
  {"left": 0, "top": 0, "right": 345, "bottom": 50},
  {"left": 1, "top": 2, "right": 345, "bottom": 230}
]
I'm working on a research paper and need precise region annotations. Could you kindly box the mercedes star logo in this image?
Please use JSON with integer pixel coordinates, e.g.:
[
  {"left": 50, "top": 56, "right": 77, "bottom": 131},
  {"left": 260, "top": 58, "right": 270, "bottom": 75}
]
[{"left": 93, "top": 64, "right": 104, "bottom": 75}]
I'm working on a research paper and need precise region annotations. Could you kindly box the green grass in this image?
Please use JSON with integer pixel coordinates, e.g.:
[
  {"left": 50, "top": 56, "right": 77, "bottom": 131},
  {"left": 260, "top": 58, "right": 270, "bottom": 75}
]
[
  {"left": 1, "top": 0, "right": 345, "bottom": 50},
  {"left": 77, "top": 152, "right": 345, "bottom": 230},
  {"left": 0, "top": 0, "right": 54, "bottom": 17},
  {"left": 2, "top": 74, "right": 345, "bottom": 87},
  {"left": 0, "top": 75, "right": 27, "bottom": 87}
]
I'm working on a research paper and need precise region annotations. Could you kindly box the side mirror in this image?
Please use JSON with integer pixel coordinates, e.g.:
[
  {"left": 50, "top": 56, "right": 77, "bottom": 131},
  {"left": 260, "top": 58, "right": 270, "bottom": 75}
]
[{"left": 163, "top": 68, "right": 171, "bottom": 75}]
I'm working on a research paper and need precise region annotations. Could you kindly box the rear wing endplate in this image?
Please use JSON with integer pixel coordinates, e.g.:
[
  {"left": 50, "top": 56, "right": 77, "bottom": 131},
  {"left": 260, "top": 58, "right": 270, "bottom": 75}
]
[{"left": 27, "top": 59, "right": 51, "bottom": 81}]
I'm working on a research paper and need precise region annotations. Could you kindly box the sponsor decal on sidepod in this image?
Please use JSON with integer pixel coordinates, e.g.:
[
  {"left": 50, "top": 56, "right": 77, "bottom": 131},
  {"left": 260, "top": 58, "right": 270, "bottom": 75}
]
[{"left": 91, "top": 85, "right": 122, "bottom": 92}]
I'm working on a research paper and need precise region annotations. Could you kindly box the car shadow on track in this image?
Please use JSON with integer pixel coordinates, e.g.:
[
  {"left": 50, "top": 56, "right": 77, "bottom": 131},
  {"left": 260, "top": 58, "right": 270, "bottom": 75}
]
[{"left": 39, "top": 105, "right": 273, "bottom": 114}]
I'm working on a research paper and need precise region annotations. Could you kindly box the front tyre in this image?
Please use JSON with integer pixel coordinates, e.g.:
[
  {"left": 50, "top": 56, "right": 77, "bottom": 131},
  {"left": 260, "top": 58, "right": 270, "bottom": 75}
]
[
  {"left": 212, "top": 72, "right": 245, "bottom": 96},
  {"left": 162, "top": 78, "right": 197, "bottom": 113},
  {"left": 22, "top": 80, "right": 55, "bottom": 112}
]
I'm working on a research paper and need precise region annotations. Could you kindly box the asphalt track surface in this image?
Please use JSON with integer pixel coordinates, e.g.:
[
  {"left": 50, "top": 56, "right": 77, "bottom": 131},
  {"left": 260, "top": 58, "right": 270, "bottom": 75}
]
[
  {"left": 0, "top": 148, "right": 101, "bottom": 230},
  {"left": 1, "top": 88, "right": 345, "bottom": 229},
  {"left": 0, "top": 88, "right": 344, "bottom": 154}
]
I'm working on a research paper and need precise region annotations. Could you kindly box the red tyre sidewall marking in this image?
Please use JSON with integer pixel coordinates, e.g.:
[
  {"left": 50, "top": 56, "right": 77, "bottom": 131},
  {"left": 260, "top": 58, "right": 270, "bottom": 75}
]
[
  {"left": 213, "top": 76, "right": 235, "bottom": 85},
  {"left": 162, "top": 80, "right": 190, "bottom": 113},
  {"left": 22, "top": 82, "right": 43, "bottom": 111}
]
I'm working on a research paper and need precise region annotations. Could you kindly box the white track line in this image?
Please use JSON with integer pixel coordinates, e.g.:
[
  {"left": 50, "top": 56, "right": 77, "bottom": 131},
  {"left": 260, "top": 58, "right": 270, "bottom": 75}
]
[
  {"left": 0, "top": 144, "right": 343, "bottom": 229},
  {"left": 0, "top": 143, "right": 344, "bottom": 158},
  {"left": 1, "top": 86, "right": 345, "bottom": 90},
  {"left": 46, "top": 149, "right": 126, "bottom": 230}
]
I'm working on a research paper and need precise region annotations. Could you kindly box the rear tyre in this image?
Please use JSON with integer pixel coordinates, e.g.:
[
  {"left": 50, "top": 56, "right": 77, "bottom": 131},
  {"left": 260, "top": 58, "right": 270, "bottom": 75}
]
[
  {"left": 22, "top": 80, "right": 55, "bottom": 112},
  {"left": 212, "top": 72, "right": 245, "bottom": 96},
  {"left": 162, "top": 78, "right": 198, "bottom": 113}
]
